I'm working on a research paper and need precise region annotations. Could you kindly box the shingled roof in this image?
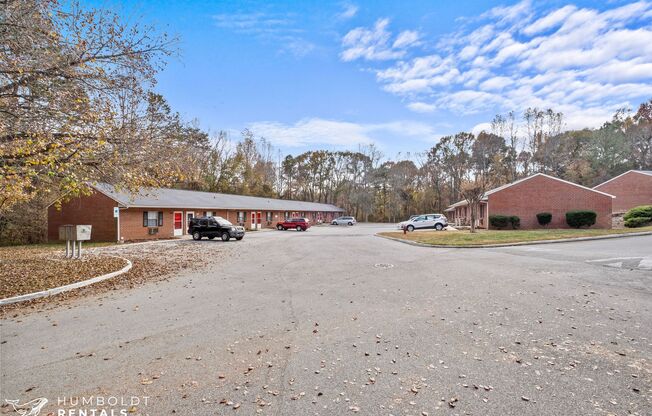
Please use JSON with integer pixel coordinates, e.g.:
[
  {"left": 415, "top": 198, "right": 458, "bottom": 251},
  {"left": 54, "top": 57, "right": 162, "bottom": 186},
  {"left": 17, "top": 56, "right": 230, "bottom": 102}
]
[{"left": 92, "top": 183, "right": 344, "bottom": 212}]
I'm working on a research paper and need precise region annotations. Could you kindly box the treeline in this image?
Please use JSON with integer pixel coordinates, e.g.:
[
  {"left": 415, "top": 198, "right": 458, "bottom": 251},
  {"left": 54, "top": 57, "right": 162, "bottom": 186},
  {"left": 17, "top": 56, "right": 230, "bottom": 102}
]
[{"left": 182, "top": 101, "right": 651, "bottom": 223}]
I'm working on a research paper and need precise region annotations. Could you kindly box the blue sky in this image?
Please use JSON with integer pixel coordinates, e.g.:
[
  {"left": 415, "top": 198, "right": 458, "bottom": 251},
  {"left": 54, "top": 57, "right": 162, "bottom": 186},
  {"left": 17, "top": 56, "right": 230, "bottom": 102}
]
[{"left": 100, "top": 0, "right": 652, "bottom": 157}]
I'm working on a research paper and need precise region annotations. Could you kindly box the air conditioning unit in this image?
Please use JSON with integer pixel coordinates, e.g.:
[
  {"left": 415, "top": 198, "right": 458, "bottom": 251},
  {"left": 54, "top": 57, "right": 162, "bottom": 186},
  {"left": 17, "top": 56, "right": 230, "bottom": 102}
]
[{"left": 148, "top": 227, "right": 159, "bottom": 235}]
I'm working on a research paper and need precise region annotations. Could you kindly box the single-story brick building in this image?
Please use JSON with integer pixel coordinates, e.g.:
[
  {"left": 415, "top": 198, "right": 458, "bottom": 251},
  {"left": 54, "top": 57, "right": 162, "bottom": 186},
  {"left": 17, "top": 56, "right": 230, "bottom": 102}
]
[
  {"left": 445, "top": 173, "right": 615, "bottom": 229},
  {"left": 48, "top": 183, "right": 344, "bottom": 242},
  {"left": 593, "top": 170, "right": 652, "bottom": 213}
]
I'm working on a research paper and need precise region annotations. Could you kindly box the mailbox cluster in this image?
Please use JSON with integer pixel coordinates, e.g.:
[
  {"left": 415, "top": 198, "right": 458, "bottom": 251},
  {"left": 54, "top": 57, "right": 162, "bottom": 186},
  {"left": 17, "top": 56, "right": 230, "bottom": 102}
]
[{"left": 59, "top": 225, "right": 92, "bottom": 259}]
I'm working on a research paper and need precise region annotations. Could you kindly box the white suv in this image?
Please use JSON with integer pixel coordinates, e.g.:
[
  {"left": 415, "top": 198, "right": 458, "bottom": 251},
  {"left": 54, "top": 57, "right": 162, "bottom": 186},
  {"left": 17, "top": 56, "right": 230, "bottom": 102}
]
[
  {"left": 332, "top": 216, "right": 357, "bottom": 226},
  {"left": 399, "top": 214, "right": 447, "bottom": 231}
]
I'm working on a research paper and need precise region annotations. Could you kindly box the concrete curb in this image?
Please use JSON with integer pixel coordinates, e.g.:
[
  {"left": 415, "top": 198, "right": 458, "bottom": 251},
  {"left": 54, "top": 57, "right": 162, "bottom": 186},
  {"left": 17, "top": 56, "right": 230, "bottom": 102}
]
[
  {"left": 0, "top": 256, "right": 132, "bottom": 306},
  {"left": 375, "top": 231, "right": 652, "bottom": 249}
]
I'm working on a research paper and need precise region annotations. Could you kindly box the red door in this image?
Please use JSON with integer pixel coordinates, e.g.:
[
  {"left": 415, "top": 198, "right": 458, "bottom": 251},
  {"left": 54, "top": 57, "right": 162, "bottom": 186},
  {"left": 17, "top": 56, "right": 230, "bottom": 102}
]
[{"left": 173, "top": 212, "right": 183, "bottom": 236}]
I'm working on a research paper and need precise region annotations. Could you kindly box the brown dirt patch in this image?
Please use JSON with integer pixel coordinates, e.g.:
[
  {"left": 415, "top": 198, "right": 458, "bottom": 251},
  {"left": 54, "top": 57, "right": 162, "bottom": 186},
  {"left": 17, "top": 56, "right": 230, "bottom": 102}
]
[
  {"left": 0, "top": 240, "right": 234, "bottom": 315},
  {"left": 0, "top": 248, "right": 127, "bottom": 299}
]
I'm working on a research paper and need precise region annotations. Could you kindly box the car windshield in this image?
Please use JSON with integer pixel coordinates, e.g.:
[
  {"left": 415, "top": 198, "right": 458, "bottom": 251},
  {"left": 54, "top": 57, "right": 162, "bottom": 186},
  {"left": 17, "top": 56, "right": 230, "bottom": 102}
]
[{"left": 216, "top": 218, "right": 233, "bottom": 226}]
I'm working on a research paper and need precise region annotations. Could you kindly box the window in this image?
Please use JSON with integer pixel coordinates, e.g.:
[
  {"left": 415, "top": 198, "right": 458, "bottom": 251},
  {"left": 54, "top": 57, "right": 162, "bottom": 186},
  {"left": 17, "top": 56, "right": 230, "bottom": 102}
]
[
  {"left": 206, "top": 211, "right": 213, "bottom": 217},
  {"left": 284, "top": 211, "right": 289, "bottom": 219},
  {"left": 266, "top": 212, "right": 272, "bottom": 222},
  {"left": 143, "top": 211, "right": 163, "bottom": 227},
  {"left": 237, "top": 211, "right": 246, "bottom": 223}
]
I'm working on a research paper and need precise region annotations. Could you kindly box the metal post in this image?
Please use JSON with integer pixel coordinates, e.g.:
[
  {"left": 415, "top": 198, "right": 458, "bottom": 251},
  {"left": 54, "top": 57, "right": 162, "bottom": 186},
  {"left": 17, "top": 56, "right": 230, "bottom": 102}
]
[
  {"left": 71, "top": 240, "right": 76, "bottom": 258},
  {"left": 77, "top": 241, "right": 82, "bottom": 259},
  {"left": 65, "top": 240, "right": 70, "bottom": 258}
]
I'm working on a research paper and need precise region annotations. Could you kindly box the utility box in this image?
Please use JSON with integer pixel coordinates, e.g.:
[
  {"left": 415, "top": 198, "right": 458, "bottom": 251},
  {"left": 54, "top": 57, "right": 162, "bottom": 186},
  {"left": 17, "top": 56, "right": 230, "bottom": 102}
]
[
  {"left": 58, "top": 225, "right": 92, "bottom": 241},
  {"left": 59, "top": 225, "right": 92, "bottom": 259},
  {"left": 74, "top": 225, "right": 92, "bottom": 241},
  {"left": 59, "top": 225, "right": 73, "bottom": 241}
]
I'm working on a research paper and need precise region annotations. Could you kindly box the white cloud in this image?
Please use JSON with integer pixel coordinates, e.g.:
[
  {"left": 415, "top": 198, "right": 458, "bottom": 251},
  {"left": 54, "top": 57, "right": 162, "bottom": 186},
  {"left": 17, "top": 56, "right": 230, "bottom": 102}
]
[
  {"left": 338, "top": 3, "right": 358, "bottom": 19},
  {"left": 393, "top": 30, "right": 421, "bottom": 49},
  {"left": 340, "top": 19, "right": 421, "bottom": 61},
  {"left": 349, "top": 1, "right": 652, "bottom": 128},
  {"left": 479, "top": 76, "right": 512, "bottom": 91},
  {"left": 407, "top": 102, "right": 437, "bottom": 113},
  {"left": 212, "top": 12, "right": 313, "bottom": 58},
  {"left": 472, "top": 122, "right": 492, "bottom": 135},
  {"left": 522, "top": 5, "right": 576, "bottom": 35},
  {"left": 248, "top": 118, "right": 439, "bottom": 147}
]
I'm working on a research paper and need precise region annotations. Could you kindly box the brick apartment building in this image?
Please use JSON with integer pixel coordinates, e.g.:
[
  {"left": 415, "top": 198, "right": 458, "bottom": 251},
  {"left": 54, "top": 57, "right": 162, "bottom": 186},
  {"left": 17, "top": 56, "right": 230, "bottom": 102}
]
[
  {"left": 48, "top": 183, "right": 344, "bottom": 242},
  {"left": 593, "top": 170, "right": 652, "bottom": 213},
  {"left": 445, "top": 173, "right": 615, "bottom": 229}
]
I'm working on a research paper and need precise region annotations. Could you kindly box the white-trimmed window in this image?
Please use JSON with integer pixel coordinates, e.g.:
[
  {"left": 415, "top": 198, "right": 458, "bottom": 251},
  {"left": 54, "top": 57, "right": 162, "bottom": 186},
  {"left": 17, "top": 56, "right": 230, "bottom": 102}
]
[
  {"left": 266, "top": 212, "right": 272, "bottom": 222},
  {"left": 143, "top": 211, "right": 163, "bottom": 227},
  {"left": 237, "top": 211, "right": 246, "bottom": 223}
]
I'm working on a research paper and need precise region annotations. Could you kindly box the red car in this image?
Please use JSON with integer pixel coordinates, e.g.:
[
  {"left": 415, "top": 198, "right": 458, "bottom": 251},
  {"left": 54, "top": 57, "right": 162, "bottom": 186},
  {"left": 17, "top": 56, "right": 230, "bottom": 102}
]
[{"left": 276, "top": 218, "right": 310, "bottom": 231}]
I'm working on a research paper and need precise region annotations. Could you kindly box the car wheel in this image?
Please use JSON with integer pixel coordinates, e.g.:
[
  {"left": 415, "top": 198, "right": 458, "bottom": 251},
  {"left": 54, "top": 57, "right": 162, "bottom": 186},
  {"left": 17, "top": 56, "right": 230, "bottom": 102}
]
[
  {"left": 406, "top": 225, "right": 415, "bottom": 232},
  {"left": 221, "top": 232, "right": 230, "bottom": 241},
  {"left": 435, "top": 223, "right": 444, "bottom": 231},
  {"left": 277, "top": 225, "right": 284, "bottom": 230},
  {"left": 296, "top": 225, "right": 302, "bottom": 231},
  {"left": 192, "top": 232, "right": 201, "bottom": 240},
  {"left": 331, "top": 221, "right": 337, "bottom": 225},
  {"left": 348, "top": 222, "right": 353, "bottom": 226}
]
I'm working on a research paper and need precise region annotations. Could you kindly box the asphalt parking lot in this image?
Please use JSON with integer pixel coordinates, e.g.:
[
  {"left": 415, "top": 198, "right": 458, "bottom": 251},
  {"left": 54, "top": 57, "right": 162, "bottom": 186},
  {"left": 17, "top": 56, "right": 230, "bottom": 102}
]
[{"left": 1, "top": 224, "right": 651, "bottom": 415}]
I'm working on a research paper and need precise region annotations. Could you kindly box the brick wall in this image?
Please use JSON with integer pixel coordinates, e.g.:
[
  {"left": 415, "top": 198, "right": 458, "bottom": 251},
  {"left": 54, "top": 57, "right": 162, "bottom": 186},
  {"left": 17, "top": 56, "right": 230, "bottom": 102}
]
[
  {"left": 594, "top": 171, "right": 652, "bottom": 213},
  {"left": 119, "top": 209, "right": 176, "bottom": 241},
  {"left": 48, "top": 191, "right": 117, "bottom": 242},
  {"left": 50, "top": 189, "right": 345, "bottom": 241},
  {"left": 118, "top": 208, "right": 343, "bottom": 239},
  {"left": 487, "top": 175, "right": 613, "bottom": 229}
]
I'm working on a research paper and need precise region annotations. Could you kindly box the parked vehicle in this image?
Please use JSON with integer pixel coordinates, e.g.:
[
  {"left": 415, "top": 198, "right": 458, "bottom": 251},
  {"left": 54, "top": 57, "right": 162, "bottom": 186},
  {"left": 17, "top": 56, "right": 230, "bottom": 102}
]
[
  {"left": 397, "top": 215, "right": 420, "bottom": 229},
  {"left": 188, "top": 216, "right": 245, "bottom": 241},
  {"left": 276, "top": 217, "right": 311, "bottom": 231},
  {"left": 399, "top": 214, "right": 448, "bottom": 231},
  {"left": 331, "top": 216, "right": 357, "bottom": 226}
]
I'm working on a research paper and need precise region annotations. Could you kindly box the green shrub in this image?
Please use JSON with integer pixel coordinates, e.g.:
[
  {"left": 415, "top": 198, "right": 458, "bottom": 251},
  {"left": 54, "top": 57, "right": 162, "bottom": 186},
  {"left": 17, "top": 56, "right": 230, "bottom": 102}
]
[
  {"left": 624, "top": 205, "right": 652, "bottom": 221},
  {"left": 536, "top": 212, "right": 552, "bottom": 226},
  {"left": 490, "top": 215, "right": 520, "bottom": 229},
  {"left": 565, "top": 210, "right": 597, "bottom": 228},
  {"left": 624, "top": 216, "right": 652, "bottom": 228},
  {"left": 489, "top": 215, "right": 509, "bottom": 229}
]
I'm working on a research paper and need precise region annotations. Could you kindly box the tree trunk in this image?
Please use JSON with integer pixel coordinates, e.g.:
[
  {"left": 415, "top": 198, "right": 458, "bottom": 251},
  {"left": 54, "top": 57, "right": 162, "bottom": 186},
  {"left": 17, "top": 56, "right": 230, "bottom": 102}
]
[{"left": 469, "top": 202, "right": 477, "bottom": 233}]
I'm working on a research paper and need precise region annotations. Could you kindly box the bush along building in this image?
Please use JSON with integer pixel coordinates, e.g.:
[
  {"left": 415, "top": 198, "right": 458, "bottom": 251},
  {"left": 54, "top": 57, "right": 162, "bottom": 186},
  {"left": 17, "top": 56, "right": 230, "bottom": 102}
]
[
  {"left": 445, "top": 173, "right": 615, "bottom": 229},
  {"left": 48, "top": 183, "right": 344, "bottom": 242}
]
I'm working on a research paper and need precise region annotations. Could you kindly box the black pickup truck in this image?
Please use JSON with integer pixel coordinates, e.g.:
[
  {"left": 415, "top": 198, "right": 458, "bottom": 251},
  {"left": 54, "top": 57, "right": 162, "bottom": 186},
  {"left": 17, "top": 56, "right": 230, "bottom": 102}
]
[{"left": 188, "top": 216, "right": 245, "bottom": 241}]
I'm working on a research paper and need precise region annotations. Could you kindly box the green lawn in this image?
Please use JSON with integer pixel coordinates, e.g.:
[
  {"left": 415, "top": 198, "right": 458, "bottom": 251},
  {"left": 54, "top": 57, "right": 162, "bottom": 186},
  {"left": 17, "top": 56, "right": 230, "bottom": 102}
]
[{"left": 378, "top": 226, "right": 652, "bottom": 246}]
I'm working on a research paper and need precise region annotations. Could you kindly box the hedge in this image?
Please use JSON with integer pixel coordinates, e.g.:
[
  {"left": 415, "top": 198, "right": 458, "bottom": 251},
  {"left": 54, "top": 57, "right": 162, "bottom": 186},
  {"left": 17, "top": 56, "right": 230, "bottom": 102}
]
[
  {"left": 536, "top": 212, "right": 552, "bottom": 226},
  {"left": 623, "top": 205, "right": 652, "bottom": 221},
  {"left": 624, "top": 216, "right": 652, "bottom": 228},
  {"left": 489, "top": 215, "right": 508, "bottom": 228},
  {"left": 565, "top": 210, "right": 597, "bottom": 228},
  {"left": 489, "top": 215, "right": 520, "bottom": 229}
]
